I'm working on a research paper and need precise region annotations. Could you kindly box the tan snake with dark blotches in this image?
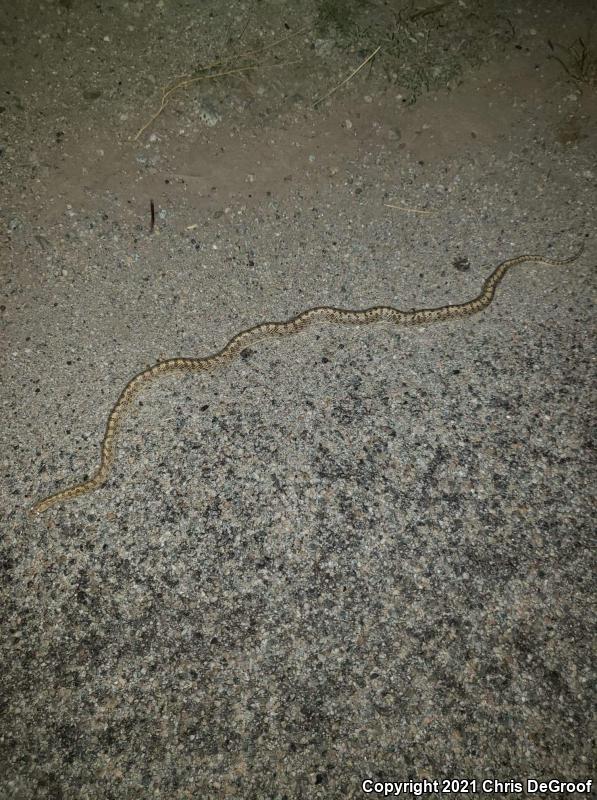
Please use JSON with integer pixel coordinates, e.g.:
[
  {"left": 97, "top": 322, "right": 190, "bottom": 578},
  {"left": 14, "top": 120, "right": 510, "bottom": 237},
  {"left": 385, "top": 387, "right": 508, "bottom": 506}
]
[{"left": 31, "top": 245, "right": 584, "bottom": 514}]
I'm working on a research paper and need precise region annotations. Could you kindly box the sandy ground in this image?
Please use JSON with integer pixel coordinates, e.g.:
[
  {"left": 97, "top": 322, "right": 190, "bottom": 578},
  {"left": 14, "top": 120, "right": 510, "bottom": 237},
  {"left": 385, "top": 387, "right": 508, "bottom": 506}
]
[{"left": 1, "top": 0, "right": 596, "bottom": 797}]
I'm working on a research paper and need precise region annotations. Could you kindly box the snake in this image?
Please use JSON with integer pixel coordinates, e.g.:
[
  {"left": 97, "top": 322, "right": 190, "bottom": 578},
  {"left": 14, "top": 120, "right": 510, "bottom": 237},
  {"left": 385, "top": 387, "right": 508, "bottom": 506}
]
[{"left": 30, "top": 245, "right": 584, "bottom": 514}]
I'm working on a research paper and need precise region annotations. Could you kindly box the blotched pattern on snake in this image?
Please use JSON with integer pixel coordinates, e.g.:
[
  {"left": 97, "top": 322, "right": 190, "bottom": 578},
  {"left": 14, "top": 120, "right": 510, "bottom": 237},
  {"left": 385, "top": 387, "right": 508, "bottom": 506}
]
[{"left": 31, "top": 245, "right": 584, "bottom": 514}]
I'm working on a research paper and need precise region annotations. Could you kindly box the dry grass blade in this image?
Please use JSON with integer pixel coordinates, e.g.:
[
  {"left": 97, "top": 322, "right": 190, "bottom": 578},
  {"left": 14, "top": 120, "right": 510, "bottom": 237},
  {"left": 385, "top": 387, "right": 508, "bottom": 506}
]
[
  {"left": 134, "top": 59, "right": 299, "bottom": 140},
  {"left": 384, "top": 203, "right": 434, "bottom": 214},
  {"left": 133, "top": 22, "right": 312, "bottom": 140},
  {"left": 222, "top": 21, "right": 312, "bottom": 62},
  {"left": 313, "top": 45, "right": 381, "bottom": 108},
  {"left": 409, "top": 0, "right": 454, "bottom": 22}
]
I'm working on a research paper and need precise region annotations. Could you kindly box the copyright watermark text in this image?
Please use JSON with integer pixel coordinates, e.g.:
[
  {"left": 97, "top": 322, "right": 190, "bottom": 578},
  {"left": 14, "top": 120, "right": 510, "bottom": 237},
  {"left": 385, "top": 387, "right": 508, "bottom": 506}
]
[{"left": 361, "top": 778, "right": 594, "bottom": 796}]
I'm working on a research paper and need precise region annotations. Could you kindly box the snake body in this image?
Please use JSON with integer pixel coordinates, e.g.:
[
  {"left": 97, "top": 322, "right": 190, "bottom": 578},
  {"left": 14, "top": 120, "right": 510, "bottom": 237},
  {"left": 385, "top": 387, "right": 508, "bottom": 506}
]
[{"left": 31, "top": 246, "right": 583, "bottom": 514}]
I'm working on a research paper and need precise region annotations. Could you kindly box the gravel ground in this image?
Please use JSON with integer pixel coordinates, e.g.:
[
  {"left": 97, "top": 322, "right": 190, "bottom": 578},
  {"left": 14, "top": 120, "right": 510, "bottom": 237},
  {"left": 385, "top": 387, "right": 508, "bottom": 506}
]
[{"left": 1, "top": 1, "right": 595, "bottom": 798}]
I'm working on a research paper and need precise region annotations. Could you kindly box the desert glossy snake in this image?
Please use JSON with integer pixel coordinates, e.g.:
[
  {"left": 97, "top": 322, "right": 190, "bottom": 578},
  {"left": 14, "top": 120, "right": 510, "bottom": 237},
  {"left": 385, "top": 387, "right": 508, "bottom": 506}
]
[{"left": 31, "top": 245, "right": 584, "bottom": 514}]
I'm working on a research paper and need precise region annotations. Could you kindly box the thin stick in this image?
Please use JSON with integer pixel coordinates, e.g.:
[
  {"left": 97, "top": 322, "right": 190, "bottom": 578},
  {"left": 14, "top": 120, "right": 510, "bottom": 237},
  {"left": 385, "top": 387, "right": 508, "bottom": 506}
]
[
  {"left": 384, "top": 203, "right": 434, "bottom": 214},
  {"left": 313, "top": 45, "right": 381, "bottom": 108}
]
